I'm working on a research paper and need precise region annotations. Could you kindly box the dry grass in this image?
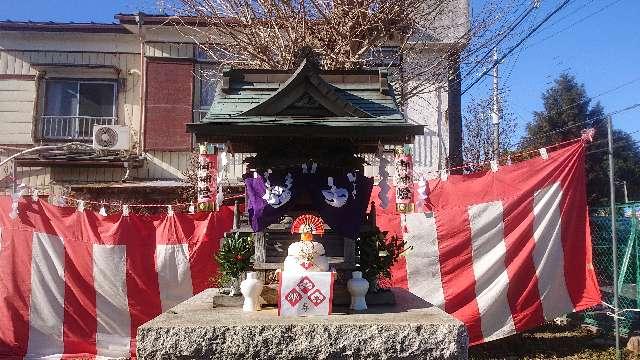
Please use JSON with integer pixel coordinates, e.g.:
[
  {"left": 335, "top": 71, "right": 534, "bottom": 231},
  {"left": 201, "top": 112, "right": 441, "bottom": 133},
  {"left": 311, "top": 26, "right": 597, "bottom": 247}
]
[{"left": 469, "top": 323, "right": 640, "bottom": 360}]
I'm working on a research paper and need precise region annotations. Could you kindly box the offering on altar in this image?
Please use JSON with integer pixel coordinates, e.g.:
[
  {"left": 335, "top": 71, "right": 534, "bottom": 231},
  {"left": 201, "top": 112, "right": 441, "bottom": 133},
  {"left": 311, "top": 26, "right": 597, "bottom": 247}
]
[
  {"left": 283, "top": 241, "right": 330, "bottom": 272},
  {"left": 283, "top": 214, "right": 330, "bottom": 272},
  {"left": 279, "top": 214, "right": 334, "bottom": 316},
  {"left": 279, "top": 271, "right": 334, "bottom": 316}
]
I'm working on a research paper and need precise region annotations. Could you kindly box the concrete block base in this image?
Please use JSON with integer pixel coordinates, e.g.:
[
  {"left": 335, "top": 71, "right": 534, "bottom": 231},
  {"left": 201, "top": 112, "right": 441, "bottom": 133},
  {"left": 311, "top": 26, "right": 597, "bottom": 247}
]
[{"left": 137, "top": 288, "right": 468, "bottom": 360}]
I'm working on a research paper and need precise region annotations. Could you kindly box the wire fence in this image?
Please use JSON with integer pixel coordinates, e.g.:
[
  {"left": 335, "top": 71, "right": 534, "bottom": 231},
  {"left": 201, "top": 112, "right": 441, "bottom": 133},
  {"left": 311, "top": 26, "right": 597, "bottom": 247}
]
[{"left": 584, "top": 201, "right": 640, "bottom": 335}]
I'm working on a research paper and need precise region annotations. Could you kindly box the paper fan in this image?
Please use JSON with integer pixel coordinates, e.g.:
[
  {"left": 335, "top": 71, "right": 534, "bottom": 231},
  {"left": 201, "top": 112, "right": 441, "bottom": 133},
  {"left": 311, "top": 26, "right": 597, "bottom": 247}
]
[{"left": 291, "top": 214, "right": 325, "bottom": 235}]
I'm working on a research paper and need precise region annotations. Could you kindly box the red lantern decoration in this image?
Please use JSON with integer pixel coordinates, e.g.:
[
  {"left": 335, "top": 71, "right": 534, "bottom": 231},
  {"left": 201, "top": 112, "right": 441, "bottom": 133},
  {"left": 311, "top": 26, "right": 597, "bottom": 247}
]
[{"left": 394, "top": 145, "right": 414, "bottom": 213}]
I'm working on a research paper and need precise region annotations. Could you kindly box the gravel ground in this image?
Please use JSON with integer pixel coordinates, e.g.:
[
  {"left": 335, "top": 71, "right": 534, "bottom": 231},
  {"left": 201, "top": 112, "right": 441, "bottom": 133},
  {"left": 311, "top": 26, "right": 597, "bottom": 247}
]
[{"left": 468, "top": 323, "right": 640, "bottom": 359}]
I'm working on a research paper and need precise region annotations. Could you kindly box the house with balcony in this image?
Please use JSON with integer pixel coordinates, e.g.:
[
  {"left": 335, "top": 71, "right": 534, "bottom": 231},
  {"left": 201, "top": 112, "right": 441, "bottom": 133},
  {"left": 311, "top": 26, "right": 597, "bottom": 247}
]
[{"left": 0, "top": 3, "right": 468, "bottom": 203}]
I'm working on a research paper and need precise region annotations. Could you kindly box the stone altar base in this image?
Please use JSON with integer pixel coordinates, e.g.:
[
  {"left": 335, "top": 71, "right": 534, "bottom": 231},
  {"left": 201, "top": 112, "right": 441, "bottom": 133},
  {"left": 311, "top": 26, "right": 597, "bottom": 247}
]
[{"left": 137, "top": 288, "right": 468, "bottom": 360}]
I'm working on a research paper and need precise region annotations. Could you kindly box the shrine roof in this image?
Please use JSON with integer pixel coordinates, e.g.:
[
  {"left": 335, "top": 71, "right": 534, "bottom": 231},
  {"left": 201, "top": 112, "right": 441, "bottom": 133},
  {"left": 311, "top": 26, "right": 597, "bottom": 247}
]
[{"left": 187, "top": 60, "right": 423, "bottom": 145}]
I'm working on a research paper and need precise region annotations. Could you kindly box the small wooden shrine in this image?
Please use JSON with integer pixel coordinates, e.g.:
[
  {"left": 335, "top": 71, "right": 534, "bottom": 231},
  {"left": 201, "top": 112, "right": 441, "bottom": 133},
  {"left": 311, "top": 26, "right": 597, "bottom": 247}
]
[
  {"left": 141, "top": 58, "right": 467, "bottom": 360},
  {"left": 187, "top": 59, "right": 423, "bottom": 151},
  {"left": 187, "top": 58, "right": 423, "bottom": 295}
]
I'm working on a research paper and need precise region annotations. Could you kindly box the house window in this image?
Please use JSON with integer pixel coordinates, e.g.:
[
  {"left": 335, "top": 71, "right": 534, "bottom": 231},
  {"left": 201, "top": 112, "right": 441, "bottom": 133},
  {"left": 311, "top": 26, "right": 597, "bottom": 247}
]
[
  {"left": 366, "top": 47, "right": 401, "bottom": 68},
  {"left": 195, "top": 47, "right": 236, "bottom": 63},
  {"left": 195, "top": 47, "right": 216, "bottom": 62},
  {"left": 194, "top": 64, "right": 220, "bottom": 121},
  {"left": 41, "top": 79, "right": 117, "bottom": 141}
]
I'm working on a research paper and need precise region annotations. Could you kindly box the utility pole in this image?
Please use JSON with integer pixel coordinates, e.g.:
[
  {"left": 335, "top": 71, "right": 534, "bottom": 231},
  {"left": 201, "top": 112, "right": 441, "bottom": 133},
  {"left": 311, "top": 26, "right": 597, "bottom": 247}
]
[
  {"left": 491, "top": 48, "right": 500, "bottom": 160},
  {"left": 608, "top": 116, "right": 621, "bottom": 360}
]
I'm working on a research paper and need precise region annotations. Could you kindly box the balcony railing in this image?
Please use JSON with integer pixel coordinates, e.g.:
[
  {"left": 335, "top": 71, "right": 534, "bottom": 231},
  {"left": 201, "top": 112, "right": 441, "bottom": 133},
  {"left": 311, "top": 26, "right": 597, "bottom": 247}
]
[{"left": 41, "top": 116, "right": 117, "bottom": 141}]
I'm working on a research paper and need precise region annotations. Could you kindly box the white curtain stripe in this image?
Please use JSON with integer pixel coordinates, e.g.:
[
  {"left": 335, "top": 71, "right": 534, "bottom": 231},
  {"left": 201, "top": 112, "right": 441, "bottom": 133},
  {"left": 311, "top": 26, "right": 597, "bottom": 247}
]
[
  {"left": 156, "top": 244, "right": 194, "bottom": 312},
  {"left": 93, "top": 244, "right": 131, "bottom": 358},
  {"left": 26, "top": 232, "right": 65, "bottom": 360},
  {"left": 468, "top": 201, "right": 516, "bottom": 342},
  {"left": 533, "top": 183, "right": 575, "bottom": 319},
  {"left": 404, "top": 212, "right": 445, "bottom": 308}
]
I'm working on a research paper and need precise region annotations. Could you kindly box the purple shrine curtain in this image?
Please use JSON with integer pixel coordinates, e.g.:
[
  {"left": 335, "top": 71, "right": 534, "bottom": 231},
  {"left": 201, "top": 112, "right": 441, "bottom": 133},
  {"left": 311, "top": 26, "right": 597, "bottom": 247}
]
[{"left": 244, "top": 169, "right": 373, "bottom": 238}]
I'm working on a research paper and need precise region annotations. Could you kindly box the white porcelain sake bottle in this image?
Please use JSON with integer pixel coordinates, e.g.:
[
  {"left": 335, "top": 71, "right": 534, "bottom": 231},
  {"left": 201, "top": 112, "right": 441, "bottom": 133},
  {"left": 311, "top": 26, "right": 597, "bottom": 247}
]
[
  {"left": 347, "top": 271, "right": 369, "bottom": 311},
  {"left": 240, "top": 272, "right": 264, "bottom": 312}
]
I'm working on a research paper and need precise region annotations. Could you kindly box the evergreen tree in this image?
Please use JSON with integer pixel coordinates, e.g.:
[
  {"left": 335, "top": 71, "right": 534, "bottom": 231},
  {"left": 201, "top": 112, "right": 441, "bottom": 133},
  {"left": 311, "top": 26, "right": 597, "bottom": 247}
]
[{"left": 520, "top": 73, "right": 640, "bottom": 205}]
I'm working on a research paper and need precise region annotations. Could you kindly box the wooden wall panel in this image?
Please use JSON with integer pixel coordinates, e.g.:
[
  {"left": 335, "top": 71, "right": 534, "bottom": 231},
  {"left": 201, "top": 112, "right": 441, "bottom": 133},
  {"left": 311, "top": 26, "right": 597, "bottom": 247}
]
[
  {"left": 51, "top": 167, "right": 126, "bottom": 184},
  {"left": 145, "top": 43, "right": 194, "bottom": 59},
  {"left": 0, "top": 162, "right": 50, "bottom": 195},
  {"left": 132, "top": 151, "right": 251, "bottom": 184},
  {"left": 0, "top": 49, "right": 142, "bottom": 145},
  {"left": 134, "top": 150, "right": 191, "bottom": 180},
  {"left": 0, "top": 79, "right": 35, "bottom": 144},
  {"left": 0, "top": 48, "right": 144, "bottom": 186}
]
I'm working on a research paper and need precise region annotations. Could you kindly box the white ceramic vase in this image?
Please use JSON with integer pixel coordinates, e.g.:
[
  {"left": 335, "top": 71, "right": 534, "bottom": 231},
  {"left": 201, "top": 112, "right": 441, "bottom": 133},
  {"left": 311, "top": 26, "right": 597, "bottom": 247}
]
[
  {"left": 240, "top": 272, "right": 264, "bottom": 312},
  {"left": 347, "top": 271, "right": 369, "bottom": 311}
]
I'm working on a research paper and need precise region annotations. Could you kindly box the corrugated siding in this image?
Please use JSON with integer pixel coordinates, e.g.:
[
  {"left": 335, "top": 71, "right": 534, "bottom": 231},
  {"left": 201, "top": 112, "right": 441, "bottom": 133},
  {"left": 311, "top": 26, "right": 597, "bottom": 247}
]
[
  {"left": 0, "top": 152, "right": 51, "bottom": 195},
  {"left": 0, "top": 49, "right": 143, "bottom": 187},
  {"left": 51, "top": 166, "right": 126, "bottom": 184},
  {"left": 4, "top": 149, "right": 397, "bottom": 195},
  {"left": 134, "top": 150, "right": 191, "bottom": 180},
  {"left": 17, "top": 166, "right": 51, "bottom": 192},
  {"left": 131, "top": 151, "right": 247, "bottom": 183},
  {"left": 144, "top": 43, "right": 194, "bottom": 59},
  {"left": 0, "top": 79, "right": 36, "bottom": 144},
  {"left": 50, "top": 151, "right": 192, "bottom": 184},
  {"left": 0, "top": 50, "right": 142, "bottom": 132}
]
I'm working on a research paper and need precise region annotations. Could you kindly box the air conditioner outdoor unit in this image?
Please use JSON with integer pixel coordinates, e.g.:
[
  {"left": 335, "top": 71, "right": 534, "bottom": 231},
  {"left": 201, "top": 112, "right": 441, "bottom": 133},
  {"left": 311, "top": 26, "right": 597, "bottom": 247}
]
[{"left": 92, "top": 125, "right": 131, "bottom": 151}]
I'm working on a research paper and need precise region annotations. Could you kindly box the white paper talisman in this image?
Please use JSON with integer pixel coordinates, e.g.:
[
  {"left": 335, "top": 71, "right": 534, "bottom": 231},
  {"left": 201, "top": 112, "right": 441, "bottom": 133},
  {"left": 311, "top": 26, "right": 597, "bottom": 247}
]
[{"left": 278, "top": 272, "right": 334, "bottom": 316}]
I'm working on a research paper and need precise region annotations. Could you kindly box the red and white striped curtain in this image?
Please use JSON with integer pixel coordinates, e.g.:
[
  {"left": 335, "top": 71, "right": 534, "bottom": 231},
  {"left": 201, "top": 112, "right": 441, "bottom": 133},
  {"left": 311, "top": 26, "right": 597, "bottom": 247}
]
[
  {"left": 0, "top": 140, "right": 601, "bottom": 358},
  {"left": 0, "top": 201, "right": 233, "bottom": 359},
  {"left": 377, "top": 141, "right": 602, "bottom": 345}
]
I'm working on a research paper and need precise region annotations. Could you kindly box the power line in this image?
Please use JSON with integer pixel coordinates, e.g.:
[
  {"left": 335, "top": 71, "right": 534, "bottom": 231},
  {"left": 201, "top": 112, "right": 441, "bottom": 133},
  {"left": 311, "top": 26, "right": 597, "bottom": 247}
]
[
  {"left": 390, "top": 1, "right": 538, "bottom": 100},
  {"left": 587, "top": 138, "right": 640, "bottom": 155},
  {"left": 588, "top": 128, "right": 640, "bottom": 148},
  {"left": 502, "top": 1, "right": 544, "bottom": 86},
  {"left": 409, "top": 1, "right": 555, "bottom": 100},
  {"left": 526, "top": 76, "right": 640, "bottom": 122},
  {"left": 523, "top": 0, "right": 625, "bottom": 49},
  {"left": 534, "top": 0, "right": 597, "bottom": 35},
  {"left": 466, "top": 0, "right": 625, "bottom": 104},
  {"left": 462, "top": 2, "right": 562, "bottom": 89},
  {"left": 462, "top": 1, "right": 540, "bottom": 82},
  {"left": 461, "top": 0, "right": 533, "bottom": 59},
  {"left": 626, "top": 128, "right": 640, "bottom": 137},
  {"left": 487, "top": 76, "right": 640, "bottom": 144},
  {"left": 462, "top": 0, "right": 573, "bottom": 95},
  {"left": 500, "top": 0, "right": 624, "bottom": 91},
  {"left": 591, "top": 77, "right": 640, "bottom": 102},
  {"left": 514, "top": 103, "right": 640, "bottom": 148}
]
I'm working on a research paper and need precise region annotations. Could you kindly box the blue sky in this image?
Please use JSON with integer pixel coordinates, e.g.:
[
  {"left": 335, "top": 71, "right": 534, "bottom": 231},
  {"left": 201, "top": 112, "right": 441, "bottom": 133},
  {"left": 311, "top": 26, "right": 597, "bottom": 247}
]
[
  {"left": 4, "top": 0, "right": 639, "bottom": 143},
  {"left": 465, "top": 0, "right": 640, "bottom": 143}
]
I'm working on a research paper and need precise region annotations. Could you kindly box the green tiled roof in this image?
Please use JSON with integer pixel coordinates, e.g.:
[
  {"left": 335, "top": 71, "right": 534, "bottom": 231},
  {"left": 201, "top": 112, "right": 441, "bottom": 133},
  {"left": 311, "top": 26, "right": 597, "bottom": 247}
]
[
  {"left": 187, "top": 60, "right": 423, "bottom": 147},
  {"left": 201, "top": 60, "right": 405, "bottom": 125}
]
